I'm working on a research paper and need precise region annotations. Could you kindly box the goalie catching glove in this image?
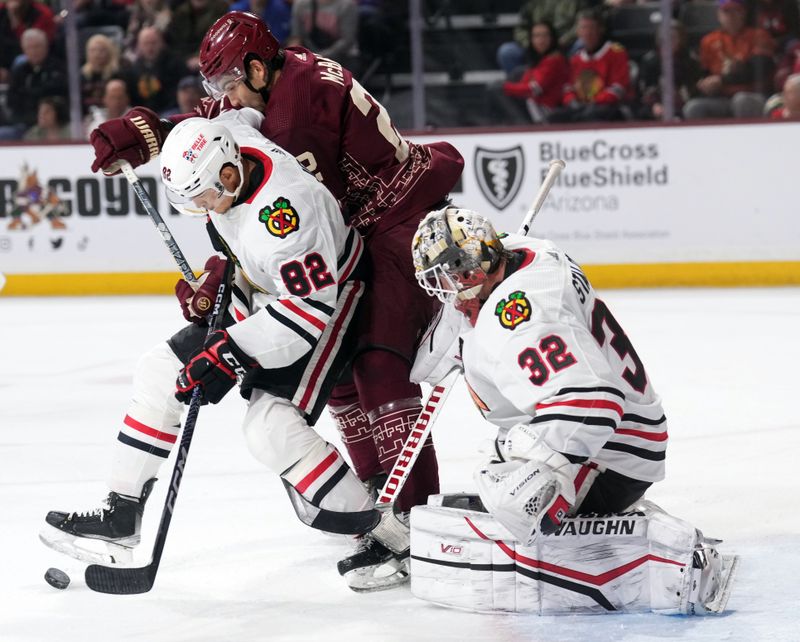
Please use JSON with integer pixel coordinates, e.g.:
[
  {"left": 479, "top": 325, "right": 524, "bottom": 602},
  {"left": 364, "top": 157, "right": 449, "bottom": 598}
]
[
  {"left": 474, "top": 423, "right": 578, "bottom": 543},
  {"left": 176, "top": 329, "right": 256, "bottom": 404},
  {"left": 175, "top": 256, "right": 228, "bottom": 324},
  {"left": 89, "top": 106, "right": 166, "bottom": 175}
]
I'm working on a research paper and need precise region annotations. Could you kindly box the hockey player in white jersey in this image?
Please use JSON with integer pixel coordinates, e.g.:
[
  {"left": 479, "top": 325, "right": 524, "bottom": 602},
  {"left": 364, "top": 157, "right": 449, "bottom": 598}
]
[
  {"left": 408, "top": 206, "right": 738, "bottom": 615},
  {"left": 40, "top": 112, "right": 384, "bottom": 572}
]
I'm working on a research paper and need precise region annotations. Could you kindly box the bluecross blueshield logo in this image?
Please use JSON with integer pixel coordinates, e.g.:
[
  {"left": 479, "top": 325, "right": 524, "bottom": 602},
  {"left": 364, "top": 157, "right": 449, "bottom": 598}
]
[{"left": 474, "top": 146, "right": 524, "bottom": 211}]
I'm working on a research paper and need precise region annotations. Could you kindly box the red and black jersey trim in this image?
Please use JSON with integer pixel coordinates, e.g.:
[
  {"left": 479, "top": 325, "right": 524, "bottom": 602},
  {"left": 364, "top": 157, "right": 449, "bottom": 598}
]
[
  {"left": 556, "top": 386, "right": 625, "bottom": 399},
  {"left": 531, "top": 414, "right": 619, "bottom": 429},
  {"left": 337, "top": 228, "right": 357, "bottom": 270},
  {"left": 302, "top": 297, "right": 335, "bottom": 316},
  {"left": 622, "top": 412, "right": 667, "bottom": 425},
  {"left": 266, "top": 305, "right": 316, "bottom": 346},
  {"left": 602, "top": 441, "right": 666, "bottom": 461},
  {"left": 116, "top": 432, "right": 170, "bottom": 459}
]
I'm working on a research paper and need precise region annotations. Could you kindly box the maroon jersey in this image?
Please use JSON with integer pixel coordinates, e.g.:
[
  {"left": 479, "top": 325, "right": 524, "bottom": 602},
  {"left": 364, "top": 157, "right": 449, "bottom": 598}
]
[{"left": 191, "top": 48, "right": 464, "bottom": 234}]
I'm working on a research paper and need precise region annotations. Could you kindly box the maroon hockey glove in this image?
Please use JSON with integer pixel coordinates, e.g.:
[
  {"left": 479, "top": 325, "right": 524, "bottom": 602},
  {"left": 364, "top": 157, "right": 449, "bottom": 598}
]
[
  {"left": 175, "top": 256, "right": 229, "bottom": 325},
  {"left": 89, "top": 107, "right": 166, "bottom": 175},
  {"left": 176, "top": 330, "right": 257, "bottom": 404}
]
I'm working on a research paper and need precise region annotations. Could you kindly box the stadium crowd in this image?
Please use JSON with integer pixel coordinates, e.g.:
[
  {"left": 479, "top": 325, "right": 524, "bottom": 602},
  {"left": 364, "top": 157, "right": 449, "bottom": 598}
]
[{"left": 1, "top": 0, "right": 799, "bottom": 139}]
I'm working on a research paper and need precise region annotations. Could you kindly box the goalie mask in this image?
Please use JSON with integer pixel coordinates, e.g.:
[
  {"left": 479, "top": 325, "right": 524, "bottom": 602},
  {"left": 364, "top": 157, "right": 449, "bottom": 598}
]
[
  {"left": 160, "top": 117, "right": 244, "bottom": 216},
  {"left": 412, "top": 207, "right": 505, "bottom": 310}
]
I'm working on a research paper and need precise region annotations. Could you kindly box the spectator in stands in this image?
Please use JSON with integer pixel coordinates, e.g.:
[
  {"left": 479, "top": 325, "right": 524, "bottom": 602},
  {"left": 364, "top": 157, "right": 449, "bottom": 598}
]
[
  {"left": 229, "top": 0, "right": 292, "bottom": 45},
  {"left": 767, "top": 71, "right": 800, "bottom": 117},
  {"left": 73, "top": 0, "right": 131, "bottom": 29},
  {"left": 683, "top": 0, "right": 775, "bottom": 120},
  {"left": 125, "top": 0, "right": 172, "bottom": 56},
  {"left": 288, "top": 0, "right": 359, "bottom": 69},
  {"left": 496, "top": 0, "right": 589, "bottom": 79},
  {"left": 24, "top": 96, "right": 71, "bottom": 141},
  {"left": 497, "top": 21, "right": 570, "bottom": 124},
  {"left": 637, "top": 19, "right": 702, "bottom": 119},
  {"left": 170, "top": 0, "right": 229, "bottom": 71},
  {"left": 752, "top": 0, "right": 799, "bottom": 52},
  {"left": 81, "top": 34, "right": 130, "bottom": 115},
  {"left": 85, "top": 77, "right": 132, "bottom": 136},
  {"left": 130, "top": 26, "right": 186, "bottom": 113},
  {"left": 549, "top": 8, "right": 631, "bottom": 123},
  {"left": 6, "top": 28, "right": 67, "bottom": 136},
  {"left": 161, "top": 74, "right": 205, "bottom": 117},
  {"left": 0, "top": 0, "right": 56, "bottom": 79}
]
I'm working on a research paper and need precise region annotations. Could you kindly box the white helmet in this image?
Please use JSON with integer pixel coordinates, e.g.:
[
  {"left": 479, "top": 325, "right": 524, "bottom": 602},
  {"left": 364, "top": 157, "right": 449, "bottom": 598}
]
[
  {"left": 412, "top": 206, "right": 505, "bottom": 304},
  {"left": 159, "top": 117, "right": 244, "bottom": 215}
]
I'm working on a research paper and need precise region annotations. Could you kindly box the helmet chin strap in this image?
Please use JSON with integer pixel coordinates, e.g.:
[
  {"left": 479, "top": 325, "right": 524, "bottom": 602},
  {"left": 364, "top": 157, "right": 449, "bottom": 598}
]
[{"left": 244, "top": 54, "right": 283, "bottom": 105}]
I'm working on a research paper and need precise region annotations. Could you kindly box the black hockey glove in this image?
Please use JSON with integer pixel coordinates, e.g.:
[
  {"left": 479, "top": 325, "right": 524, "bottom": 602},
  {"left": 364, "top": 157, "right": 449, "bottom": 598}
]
[{"left": 175, "top": 330, "right": 256, "bottom": 404}]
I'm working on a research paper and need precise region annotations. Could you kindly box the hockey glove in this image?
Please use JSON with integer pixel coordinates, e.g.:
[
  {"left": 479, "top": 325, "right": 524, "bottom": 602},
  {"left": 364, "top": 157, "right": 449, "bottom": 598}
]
[
  {"left": 175, "top": 330, "right": 256, "bottom": 404},
  {"left": 175, "top": 256, "right": 229, "bottom": 325},
  {"left": 89, "top": 107, "right": 167, "bottom": 175}
]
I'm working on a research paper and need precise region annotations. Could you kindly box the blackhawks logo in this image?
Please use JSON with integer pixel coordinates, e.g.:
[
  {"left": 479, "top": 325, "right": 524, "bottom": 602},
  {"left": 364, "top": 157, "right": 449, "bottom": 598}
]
[
  {"left": 494, "top": 290, "right": 532, "bottom": 330},
  {"left": 259, "top": 197, "right": 299, "bottom": 237}
]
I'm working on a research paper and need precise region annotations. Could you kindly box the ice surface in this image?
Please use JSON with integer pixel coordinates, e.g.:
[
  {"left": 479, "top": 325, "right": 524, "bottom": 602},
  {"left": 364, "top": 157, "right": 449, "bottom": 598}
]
[{"left": 1, "top": 289, "right": 799, "bottom": 642}]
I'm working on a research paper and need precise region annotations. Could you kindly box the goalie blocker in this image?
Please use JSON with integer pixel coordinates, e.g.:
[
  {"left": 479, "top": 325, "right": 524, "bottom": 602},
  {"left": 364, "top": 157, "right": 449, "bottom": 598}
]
[{"left": 410, "top": 495, "right": 738, "bottom": 615}]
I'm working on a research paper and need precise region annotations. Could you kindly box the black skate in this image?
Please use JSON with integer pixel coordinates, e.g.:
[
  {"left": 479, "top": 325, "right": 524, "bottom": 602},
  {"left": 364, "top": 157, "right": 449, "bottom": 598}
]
[
  {"left": 39, "top": 479, "right": 156, "bottom": 565},
  {"left": 337, "top": 531, "right": 410, "bottom": 593}
]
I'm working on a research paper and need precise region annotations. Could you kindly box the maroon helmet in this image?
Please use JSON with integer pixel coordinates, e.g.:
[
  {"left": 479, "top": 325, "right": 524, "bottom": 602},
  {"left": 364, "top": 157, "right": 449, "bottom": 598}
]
[{"left": 199, "top": 11, "right": 280, "bottom": 99}]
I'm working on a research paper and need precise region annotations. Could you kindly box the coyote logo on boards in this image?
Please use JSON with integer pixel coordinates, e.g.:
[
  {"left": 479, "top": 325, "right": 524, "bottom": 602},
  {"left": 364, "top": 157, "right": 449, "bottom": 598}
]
[
  {"left": 260, "top": 197, "right": 299, "bottom": 238},
  {"left": 494, "top": 290, "right": 531, "bottom": 330},
  {"left": 474, "top": 146, "right": 524, "bottom": 211}
]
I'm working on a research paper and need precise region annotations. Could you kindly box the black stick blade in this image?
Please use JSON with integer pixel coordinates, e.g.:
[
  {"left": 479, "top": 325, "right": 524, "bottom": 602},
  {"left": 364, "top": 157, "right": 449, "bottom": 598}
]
[{"left": 85, "top": 563, "right": 155, "bottom": 594}]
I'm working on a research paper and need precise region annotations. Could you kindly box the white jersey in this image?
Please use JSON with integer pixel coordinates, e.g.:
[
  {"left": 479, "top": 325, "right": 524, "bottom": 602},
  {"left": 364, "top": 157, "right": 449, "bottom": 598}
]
[
  {"left": 207, "top": 110, "right": 364, "bottom": 417},
  {"left": 461, "top": 235, "right": 666, "bottom": 483}
]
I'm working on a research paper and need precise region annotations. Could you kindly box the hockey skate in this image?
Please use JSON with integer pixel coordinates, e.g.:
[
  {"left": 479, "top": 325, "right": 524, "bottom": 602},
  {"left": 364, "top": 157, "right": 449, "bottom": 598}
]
[
  {"left": 687, "top": 536, "right": 740, "bottom": 615},
  {"left": 337, "top": 532, "right": 410, "bottom": 592},
  {"left": 338, "top": 502, "right": 411, "bottom": 592},
  {"left": 39, "top": 479, "right": 156, "bottom": 565}
]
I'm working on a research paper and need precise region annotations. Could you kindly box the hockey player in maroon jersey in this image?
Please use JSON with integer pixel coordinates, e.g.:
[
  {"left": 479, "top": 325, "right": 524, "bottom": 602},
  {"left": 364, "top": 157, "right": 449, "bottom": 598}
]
[{"left": 86, "top": 11, "right": 464, "bottom": 590}]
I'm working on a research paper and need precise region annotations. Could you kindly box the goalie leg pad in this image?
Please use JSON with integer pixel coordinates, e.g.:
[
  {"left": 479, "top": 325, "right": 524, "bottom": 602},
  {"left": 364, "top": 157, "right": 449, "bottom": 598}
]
[{"left": 410, "top": 496, "right": 738, "bottom": 615}]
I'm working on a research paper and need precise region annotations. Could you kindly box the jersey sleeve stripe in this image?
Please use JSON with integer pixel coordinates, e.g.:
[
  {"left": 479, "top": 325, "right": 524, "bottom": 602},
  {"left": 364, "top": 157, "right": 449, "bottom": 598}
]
[
  {"left": 555, "top": 386, "right": 626, "bottom": 400},
  {"left": 601, "top": 441, "right": 666, "bottom": 461},
  {"left": 302, "top": 297, "right": 336, "bottom": 316},
  {"left": 266, "top": 306, "right": 316, "bottom": 346},
  {"left": 536, "top": 399, "right": 624, "bottom": 418},
  {"left": 615, "top": 428, "right": 668, "bottom": 442},
  {"left": 123, "top": 415, "right": 178, "bottom": 444},
  {"left": 621, "top": 412, "right": 667, "bottom": 426},
  {"left": 530, "top": 414, "right": 618, "bottom": 429},
  {"left": 278, "top": 298, "right": 327, "bottom": 332}
]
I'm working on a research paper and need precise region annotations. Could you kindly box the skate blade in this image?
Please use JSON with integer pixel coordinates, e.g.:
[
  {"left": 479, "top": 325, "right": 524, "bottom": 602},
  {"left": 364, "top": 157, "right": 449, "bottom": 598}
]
[
  {"left": 704, "top": 554, "right": 740, "bottom": 614},
  {"left": 38, "top": 527, "right": 135, "bottom": 566},
  {"left": 344, "top": 558, "right": 410, "bottom": 593}
]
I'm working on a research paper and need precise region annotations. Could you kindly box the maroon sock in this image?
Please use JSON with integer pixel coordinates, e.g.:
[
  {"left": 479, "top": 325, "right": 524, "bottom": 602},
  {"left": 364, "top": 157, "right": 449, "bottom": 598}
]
[{"left": 328, "top": 383, "right": 382, "bottom": 481}]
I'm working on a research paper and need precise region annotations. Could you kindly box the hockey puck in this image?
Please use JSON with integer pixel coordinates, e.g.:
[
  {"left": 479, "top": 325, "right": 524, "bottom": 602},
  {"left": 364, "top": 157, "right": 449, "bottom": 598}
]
[{"left": 44, "top": 567, "right": 70, "bottom": 590}]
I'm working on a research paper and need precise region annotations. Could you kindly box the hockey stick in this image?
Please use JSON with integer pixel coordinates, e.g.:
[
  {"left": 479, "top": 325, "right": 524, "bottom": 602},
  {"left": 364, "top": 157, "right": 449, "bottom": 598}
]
[
  {"left": 84, "top": 161, "right": 233, "bottom": 594},
  {"left": 376, "top": 159, "right": 566, "bottom": 507}
]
